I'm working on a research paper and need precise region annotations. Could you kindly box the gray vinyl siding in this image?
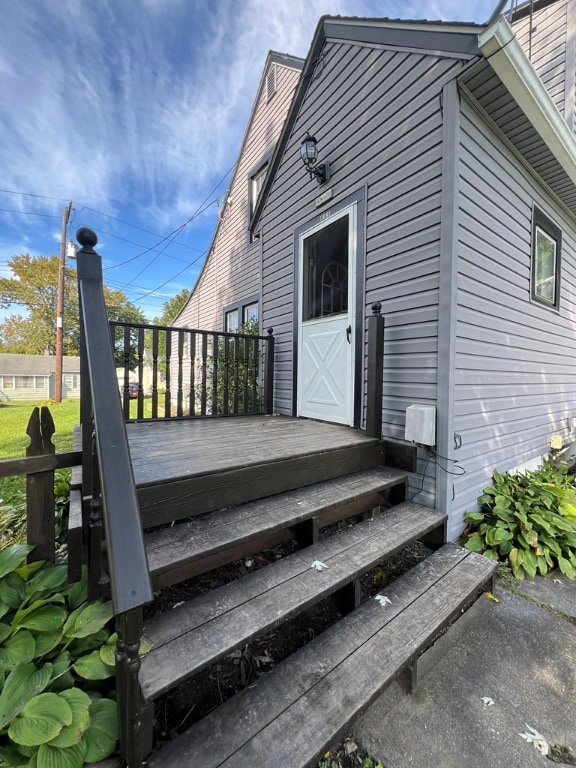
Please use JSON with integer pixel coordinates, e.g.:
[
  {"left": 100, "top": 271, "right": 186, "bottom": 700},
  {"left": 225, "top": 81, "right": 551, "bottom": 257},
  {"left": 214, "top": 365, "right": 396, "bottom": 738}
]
[
  {"left": 260, "top": 40, "right": 467, "bottom": 506},
  {"left": 512, "top": 0, "right": 568, "bottom": 122},
  {"left": 450, "top": 99, "right": 576, "bottom": 538},
  {"left": 176, "top": 61, "right": 300, "bottom": 332}
]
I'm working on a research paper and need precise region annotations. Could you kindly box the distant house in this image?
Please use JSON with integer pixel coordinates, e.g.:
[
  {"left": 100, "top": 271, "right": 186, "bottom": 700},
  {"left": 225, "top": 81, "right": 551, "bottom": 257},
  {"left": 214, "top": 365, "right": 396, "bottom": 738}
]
[
  {"left": 176, "top": 0, "right": 576, "bottom": 540},
  {"left": 0, "top": 354, "right": 81, "bottom": 401},
  {"left": 174, "top": 51, "right": 304, "bottom": 333}
]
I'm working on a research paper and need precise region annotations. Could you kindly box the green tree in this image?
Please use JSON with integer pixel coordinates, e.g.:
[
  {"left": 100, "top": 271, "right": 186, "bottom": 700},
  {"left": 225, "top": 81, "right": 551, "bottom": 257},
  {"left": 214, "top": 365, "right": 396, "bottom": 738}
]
[
  {"left": 153, "top": 288, "right": 190, "bottom": 327},
  {"left": 0, "top": 254, "right": 145, "bottom": 355}
]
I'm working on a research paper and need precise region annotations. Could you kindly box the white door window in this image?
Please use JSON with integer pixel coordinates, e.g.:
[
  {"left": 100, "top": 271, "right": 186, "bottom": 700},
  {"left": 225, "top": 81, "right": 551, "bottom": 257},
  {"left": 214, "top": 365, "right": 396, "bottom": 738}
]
[{"left": 297, "top": 206, "right": 356, "bottom": 425}]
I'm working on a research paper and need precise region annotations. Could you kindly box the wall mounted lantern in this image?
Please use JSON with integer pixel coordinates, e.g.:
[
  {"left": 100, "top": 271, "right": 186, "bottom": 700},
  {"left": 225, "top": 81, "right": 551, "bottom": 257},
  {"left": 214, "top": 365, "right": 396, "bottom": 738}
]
[{"left": 300, "top": 133, "right": 331, "bottom": 185}]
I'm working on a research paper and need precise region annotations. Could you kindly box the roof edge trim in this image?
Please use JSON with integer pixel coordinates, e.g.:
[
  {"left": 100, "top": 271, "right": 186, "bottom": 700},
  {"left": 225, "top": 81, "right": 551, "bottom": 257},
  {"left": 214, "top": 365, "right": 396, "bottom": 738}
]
[{"left": 478, "top": 16, "right": 576, "bottom": 187}]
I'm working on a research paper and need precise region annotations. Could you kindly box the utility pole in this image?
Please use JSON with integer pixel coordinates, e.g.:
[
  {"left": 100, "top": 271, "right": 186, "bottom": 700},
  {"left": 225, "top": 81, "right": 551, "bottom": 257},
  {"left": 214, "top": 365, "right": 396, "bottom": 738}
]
[{"left": 54, "top": 202, "right": 72, "bottom": 403}]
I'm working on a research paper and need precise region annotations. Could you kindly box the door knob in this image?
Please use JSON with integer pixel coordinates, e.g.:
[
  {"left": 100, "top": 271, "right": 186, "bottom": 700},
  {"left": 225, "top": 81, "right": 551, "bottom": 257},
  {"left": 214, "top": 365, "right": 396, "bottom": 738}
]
[{"left": 346, "top": 325, "right": 352, "bottom": 344}]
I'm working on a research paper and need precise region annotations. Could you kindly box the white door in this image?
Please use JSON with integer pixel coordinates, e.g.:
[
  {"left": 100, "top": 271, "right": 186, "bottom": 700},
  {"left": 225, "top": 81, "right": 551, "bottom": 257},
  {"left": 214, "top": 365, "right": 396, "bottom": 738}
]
[{"left": 297, "top": 206, "right": 356, "bottom": 425}]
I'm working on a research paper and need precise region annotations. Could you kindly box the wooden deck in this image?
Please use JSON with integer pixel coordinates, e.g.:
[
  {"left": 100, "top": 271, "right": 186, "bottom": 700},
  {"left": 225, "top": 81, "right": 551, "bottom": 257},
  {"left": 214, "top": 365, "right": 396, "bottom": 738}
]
[
  {"left": 126, "top": 414, "right": 378, "bottom": 485},
  {"left": 126, "top": 415, "right": 385, "bottom": 527}
]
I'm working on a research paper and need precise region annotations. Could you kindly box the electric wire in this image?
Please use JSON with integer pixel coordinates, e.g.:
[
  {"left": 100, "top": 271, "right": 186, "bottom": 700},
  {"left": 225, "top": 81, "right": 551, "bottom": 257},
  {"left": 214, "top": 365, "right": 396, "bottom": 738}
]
[
  {"left": 0, "top": 208, "right": 59, "bottom": 218},
  {"left": 409, "top": 448, "right": 466, "bottom": 502},
  {"left": 118, "top": 163, "right": 234, "bottom": 282},
  {"left": 0, "top": 165, "right": 234, "bottom": 311}
]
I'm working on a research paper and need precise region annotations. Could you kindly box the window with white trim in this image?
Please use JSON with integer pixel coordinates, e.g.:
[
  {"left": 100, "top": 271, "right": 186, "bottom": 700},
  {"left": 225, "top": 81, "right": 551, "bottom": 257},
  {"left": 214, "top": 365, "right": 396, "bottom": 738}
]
[
  {"left": 225, "top": 309, "right": 239, "bottom": 333},
  {"left": 63, "top": 374, "right": 79, "bottom": 389},
  {"left": 532, "top": 207, "right": 562, "bottom": 310}
]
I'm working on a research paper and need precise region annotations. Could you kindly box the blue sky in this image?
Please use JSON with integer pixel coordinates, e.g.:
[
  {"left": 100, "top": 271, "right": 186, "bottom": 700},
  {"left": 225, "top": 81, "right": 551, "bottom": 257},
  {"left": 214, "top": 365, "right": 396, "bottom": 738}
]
[{"left": 0, "top": 0, "right": 497, "bottom": 322}]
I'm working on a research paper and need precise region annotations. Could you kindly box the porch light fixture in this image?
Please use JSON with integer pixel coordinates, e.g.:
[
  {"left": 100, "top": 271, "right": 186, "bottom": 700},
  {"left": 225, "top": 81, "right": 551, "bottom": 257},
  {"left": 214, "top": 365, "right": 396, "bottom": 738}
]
[{"left": 300, "top": 133, "right": 331, "bottom": 185}]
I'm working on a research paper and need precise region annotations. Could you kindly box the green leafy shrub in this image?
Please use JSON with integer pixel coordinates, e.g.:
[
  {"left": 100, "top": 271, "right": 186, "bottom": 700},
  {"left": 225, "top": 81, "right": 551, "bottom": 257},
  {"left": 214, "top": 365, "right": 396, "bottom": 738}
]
[
  {"left": 460, "top": 462, "right": 576, "bottom": 580},
  {"left": 0, "top": 545, "right": 118, "bottom": 767},
  {"left": 53, "top": 469, "right": 71, "bottom": 544},
  {"left": 214, "top": 318, "right": 262, "bottom": 415}
]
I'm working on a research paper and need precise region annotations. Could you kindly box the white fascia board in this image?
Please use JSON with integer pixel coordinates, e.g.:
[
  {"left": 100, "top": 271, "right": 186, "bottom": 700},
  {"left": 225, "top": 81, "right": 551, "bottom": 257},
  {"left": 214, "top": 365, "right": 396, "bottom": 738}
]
[{"left": 479, "top": 16, "right": 576, "bottom": 187}]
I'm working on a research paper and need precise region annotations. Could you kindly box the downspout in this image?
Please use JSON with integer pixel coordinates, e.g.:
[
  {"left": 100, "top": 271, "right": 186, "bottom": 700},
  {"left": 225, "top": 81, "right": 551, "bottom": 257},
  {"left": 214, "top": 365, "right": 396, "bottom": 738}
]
[
  {"left": 486, "top": 0, "right": 509, "bottom": 24},
  {"left": 436, "top": 80, "right": 461, "bottom": 538}
]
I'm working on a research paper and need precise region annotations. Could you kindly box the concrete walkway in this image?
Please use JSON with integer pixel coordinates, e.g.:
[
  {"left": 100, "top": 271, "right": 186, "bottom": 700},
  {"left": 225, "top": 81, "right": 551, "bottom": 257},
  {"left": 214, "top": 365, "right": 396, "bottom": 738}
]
[{"left": 353, "top": 574, "right": 576, "bottom": 768}]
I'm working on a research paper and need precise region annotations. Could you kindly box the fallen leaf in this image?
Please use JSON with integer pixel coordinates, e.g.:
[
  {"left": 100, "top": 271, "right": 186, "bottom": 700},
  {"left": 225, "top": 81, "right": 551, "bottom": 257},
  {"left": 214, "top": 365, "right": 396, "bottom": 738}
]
[
  {"left": 484, "top": 591, "right": 500, "bottom": 603},
  {"left": 519, "top": 725, "right": 549, "bottom": 756},
  {"left": 344, "top": 739, "right": 357, "bottom": 755},
  {"left": 374, "top": 594, "right": 391, "bottom": 607},
  {"left": 481, "top": 697, "right": 494, "bottom": 706},
  {"left": 310, "top": 560, "right": 328, "bottom": 571}
]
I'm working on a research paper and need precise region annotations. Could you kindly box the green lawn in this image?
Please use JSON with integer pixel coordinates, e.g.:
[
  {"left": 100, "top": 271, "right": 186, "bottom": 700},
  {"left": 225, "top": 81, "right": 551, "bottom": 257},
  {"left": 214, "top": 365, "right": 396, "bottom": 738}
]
[
  {"left": 0, "top": 397, "right": 153, "bottom": 504},
  {"left": 0, "top": 399, "right": 79, "bottom": 514},
  {"left": 0, "top": 399, "right": 80, "bottom": 460}
]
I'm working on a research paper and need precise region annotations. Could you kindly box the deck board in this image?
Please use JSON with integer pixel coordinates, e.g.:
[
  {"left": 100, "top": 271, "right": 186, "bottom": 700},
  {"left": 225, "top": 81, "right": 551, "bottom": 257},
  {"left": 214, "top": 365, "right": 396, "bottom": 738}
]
[
  {"left": 140, "top": 501, "right": 447, "bottom": 702},
  {"left": 146, "top": 545, "right": 497, "bottom": 768},
  {"left": 144, "top": 466, "right": 407, "bottom": 581},
  {"left": 126, "top": 415, "right": 378, "bottom": 487}
]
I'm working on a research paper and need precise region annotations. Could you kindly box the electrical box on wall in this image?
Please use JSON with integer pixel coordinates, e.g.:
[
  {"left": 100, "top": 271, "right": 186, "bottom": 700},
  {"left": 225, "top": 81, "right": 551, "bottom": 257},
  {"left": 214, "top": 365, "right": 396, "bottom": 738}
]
[{"left": 405, "top": 404, "right": 436, "bottom": 447}]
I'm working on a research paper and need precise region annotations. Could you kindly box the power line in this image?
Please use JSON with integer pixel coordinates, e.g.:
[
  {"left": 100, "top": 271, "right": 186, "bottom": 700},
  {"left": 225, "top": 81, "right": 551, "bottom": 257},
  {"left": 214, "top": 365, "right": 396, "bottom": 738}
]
[
  {"left": 78, "top": 226, "right": 193, "bottom": 266},
  {"left": 0, "top": 172, "right": 234, "bottom": 256},
  {"left": 74, "top": 203, "right": 208, "bottom": 253},
  {"left": 135, "top": 252, "right": 207, "bottom": 301},
  {"left": 0, "top": 208, "right": 59, "bottom": 218},
  {"left": 0, "top": 189, "right": 71, "bottom": 203},
  {"left": 118, "top": 163, "right": 234, "bottom": 280}
]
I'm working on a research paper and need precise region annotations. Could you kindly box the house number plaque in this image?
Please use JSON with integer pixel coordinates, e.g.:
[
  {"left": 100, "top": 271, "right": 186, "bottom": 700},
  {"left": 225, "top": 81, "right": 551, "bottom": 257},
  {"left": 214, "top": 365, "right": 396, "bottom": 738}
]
[{"left": 315, "top": 188, "right": 333, "bottom": 208}]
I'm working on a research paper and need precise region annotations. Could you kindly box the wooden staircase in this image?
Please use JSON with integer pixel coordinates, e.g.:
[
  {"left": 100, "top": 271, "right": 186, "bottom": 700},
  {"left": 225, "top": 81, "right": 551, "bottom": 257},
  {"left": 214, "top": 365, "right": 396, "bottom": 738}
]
[
  {"left": 131, "top": 440, "right": 495, "bottom": 768},
  {"left": 70, "top": 228, "right": 497, "bottom": 767}
]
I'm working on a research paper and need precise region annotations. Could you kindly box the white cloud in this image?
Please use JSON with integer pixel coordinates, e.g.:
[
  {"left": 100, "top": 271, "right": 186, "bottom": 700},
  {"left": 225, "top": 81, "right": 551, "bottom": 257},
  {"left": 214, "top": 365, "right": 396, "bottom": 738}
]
[{"left": 0, "top": 0, "right": 494, "bottom": 232}]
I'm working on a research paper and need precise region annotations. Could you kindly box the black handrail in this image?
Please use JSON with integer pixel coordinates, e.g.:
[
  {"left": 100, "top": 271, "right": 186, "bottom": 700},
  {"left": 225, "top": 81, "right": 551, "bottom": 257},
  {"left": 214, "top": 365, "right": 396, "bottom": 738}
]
[{"left": 75, "top": 228, "right": 152, "bottom": 614}]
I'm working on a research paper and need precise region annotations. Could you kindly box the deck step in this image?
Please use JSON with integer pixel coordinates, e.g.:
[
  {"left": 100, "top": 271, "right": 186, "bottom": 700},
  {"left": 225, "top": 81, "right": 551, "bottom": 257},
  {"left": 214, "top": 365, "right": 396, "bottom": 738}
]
[
  {"left": 133, "top": 417, "right": 385, "bottom": 528},
  {"left": 140, "top": 501, "right": 446, "bottom": 704},
  {"left": 146, "top": 544, "right": 497, "bottom": 768},
  {"left": 144, "top": 466, "right": 407, "bottom": 588}
]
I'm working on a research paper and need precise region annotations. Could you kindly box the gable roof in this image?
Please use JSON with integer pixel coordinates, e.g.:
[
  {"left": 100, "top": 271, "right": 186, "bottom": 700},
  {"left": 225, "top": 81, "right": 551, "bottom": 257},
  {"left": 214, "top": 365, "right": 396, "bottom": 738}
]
[
  {"left": 249, "top": 16, "right": 484, "bottom": 234},
  {"left": 250, "top": 5, "right": 576, "bottom": 231},
  {"left": 0, "top": 354, "right": 81, "bottom": 375}
]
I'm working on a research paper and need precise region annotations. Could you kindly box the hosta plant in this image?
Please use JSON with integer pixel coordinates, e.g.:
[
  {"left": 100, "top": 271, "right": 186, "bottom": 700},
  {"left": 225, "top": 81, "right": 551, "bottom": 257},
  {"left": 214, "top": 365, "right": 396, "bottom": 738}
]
[
  {"left": 460, "top": 463, "right": 576, "bottom": 580},
  {"left": 0, "top": 545, "right": 118, "bottom": 768}
]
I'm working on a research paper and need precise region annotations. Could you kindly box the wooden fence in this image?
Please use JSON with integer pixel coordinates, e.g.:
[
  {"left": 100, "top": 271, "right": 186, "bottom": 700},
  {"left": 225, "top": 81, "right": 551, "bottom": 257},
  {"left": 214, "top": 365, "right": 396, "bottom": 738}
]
[{"left": 0, "top": 405, "right": 81, "bottom": 563}]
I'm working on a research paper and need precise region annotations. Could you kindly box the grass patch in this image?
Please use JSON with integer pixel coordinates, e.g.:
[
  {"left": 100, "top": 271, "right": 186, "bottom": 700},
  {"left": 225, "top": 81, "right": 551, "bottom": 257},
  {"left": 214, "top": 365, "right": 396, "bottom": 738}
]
[
  {"left": 0, "top": 399, "right": 80, "bottom": 459},
  {"left": 0, "top": 399, "right": 79, "bottom": 506}
]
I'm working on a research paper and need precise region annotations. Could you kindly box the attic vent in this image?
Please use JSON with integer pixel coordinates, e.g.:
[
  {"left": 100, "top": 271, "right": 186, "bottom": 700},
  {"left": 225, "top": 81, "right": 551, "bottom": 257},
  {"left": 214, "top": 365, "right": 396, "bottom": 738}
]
[{"left": 266, "top": 64, "right": 277, "bottom": 102}]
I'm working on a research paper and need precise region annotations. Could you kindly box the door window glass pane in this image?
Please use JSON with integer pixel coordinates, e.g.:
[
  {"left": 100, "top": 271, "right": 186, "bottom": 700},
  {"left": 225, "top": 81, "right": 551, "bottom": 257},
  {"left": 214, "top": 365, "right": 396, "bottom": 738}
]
[{"left": 303, "top": 215, "right": 349, "bottom": 321}]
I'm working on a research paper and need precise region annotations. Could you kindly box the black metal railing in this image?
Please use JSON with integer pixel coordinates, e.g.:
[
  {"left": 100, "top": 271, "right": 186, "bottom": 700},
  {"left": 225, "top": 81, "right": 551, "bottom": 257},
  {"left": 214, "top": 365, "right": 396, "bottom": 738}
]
[{"left": 110, "top": 321, "right": 275, "bottom": 421}]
